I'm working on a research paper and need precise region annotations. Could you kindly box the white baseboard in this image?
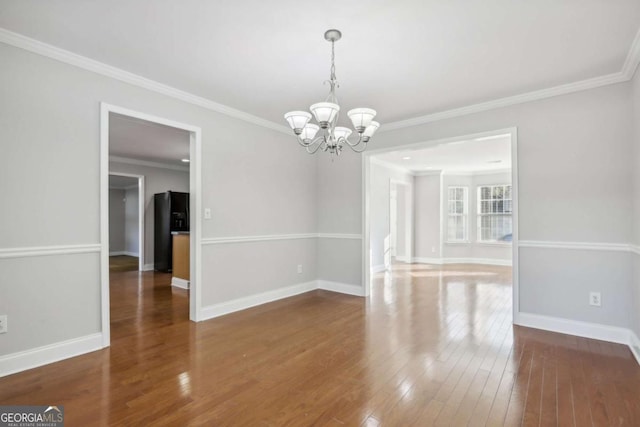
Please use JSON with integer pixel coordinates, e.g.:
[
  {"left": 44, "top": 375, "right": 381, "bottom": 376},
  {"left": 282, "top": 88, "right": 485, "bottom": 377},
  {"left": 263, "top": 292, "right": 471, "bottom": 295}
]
[
  {"left": 0, "top": 333, "right": 103, "bottom": 378},
  {"left": 413, "top": 257, "right": 444, "bottom": 265},
  {"left": 395, "top": 256, "right": 410, "bottom": 263},
  {"left": 171, "top": 277, "right": 190, "bottom": 289},
  {"left": 142, "top": 263, "right": 154, "bottom": 271},
  {"left": 630, "top": 331, "right": 640, "bottom": 365},
  {"left": 517, "top": 312, "right": 630, "bottom": 345},
  {"left": 110, "top": 251, "right": 139, "bottom": 257},
  {"left": 200, "top": 281, "right": 317, "bottom": 321},
  {"left": 412, "top": 257, "right": 512, "bottom": 266},
  {"left": 317, "top": 280, "right": 365, "bottom": 297},
  {"left": 371, "top": 264, "right": 386, "bottom": 273}
]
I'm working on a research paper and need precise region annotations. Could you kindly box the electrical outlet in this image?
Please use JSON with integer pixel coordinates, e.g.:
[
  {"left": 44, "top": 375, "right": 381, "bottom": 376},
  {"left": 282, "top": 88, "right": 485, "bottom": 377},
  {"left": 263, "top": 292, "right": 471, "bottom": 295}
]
[
  {"left": 431, "top": 246, "right": 436, "bottom": 253},
  {"left": 204, "top": 208, "right": 212, "bottom": 220},
  {"left": 0, "top": 315, "right": 7, "bottom": 334},
  {"left": 297, "top": 264, "right": 303, "bottom": 274},
  {"left": 589, "top": 292, "right": 601, "bottom": 307}
]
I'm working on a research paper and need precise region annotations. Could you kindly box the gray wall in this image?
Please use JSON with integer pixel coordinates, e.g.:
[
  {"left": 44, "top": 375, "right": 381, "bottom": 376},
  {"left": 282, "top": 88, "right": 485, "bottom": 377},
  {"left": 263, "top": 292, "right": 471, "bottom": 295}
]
[
  {"left": 124, "top": 187, "right": 139, "bottom": 255},
  {"left": 108, "top": 189, "right": 125, "bottom": 253},
  {"left": 0, "top": 42, "right": 317, "bottom": 356},
  {"left": 317, "top": 81, "right": 634, "bottom": 329},
  {"left": 414, "top": 174, "right": 442, "bottom": 259},
  {"left": 109, "top": 162, "right": 189, "bottom": 266},
  {"left": 369, "top": 162, "right": 413, "bottom": 269}
]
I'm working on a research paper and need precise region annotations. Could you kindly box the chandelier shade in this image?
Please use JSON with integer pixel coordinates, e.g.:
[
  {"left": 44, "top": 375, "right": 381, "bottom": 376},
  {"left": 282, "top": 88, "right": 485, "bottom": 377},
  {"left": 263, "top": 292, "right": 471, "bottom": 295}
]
[
  {"left": 363, "top": 121, "right": 380, "bottom": 139},
  {"left": 347, "top": 108, "right": 377, "bottom": 132},
  {"left": 333, "top": 126, "right": 353, "bottom": 141},
  {"left": 300, "top": 123, "right": 320, "bottom": 141},
  {"left": 309, "top": 102, "right": 340, "bottom": 127},
  {"left": 284, "top": 29, "right": 380, "bottom": 157},
  {"left": 284, "top": 111, "right": 312, "bottom": 134}
]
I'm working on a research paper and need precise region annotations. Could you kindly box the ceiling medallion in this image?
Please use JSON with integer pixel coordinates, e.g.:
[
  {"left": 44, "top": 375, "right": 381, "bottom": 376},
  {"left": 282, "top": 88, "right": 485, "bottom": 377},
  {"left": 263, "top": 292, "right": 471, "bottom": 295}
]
[{"left": 284, "top": 29, "right": 380, "bottom": 157}]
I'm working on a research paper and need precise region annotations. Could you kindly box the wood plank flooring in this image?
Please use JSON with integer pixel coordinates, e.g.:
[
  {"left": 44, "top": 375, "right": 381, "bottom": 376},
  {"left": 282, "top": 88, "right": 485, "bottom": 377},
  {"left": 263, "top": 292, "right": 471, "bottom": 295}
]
[{"left": 1, "top": 263, "right": 639, "bottom": 425}]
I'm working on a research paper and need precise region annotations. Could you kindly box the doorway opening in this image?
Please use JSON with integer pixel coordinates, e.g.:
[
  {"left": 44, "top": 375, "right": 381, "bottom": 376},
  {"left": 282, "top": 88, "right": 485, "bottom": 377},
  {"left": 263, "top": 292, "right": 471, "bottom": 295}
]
[
  {"left": 108, "top": 173, "right": 144, "bottom": 272},
  {"left": 100, "top": 103, "right": 203, "bottom": 348},
  {"left": 363, "top": 128, "right": 519, "bottom": 322}
]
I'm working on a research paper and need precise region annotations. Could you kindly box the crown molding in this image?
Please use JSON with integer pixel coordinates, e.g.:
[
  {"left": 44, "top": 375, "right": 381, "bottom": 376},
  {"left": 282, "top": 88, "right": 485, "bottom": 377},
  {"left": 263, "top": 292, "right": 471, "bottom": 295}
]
[
  {"left": 109, "top": 156, "right": 189, "bottom": 172},
  {"left": 380, "top": 72, "right": 627, "bottom": 132},
  {"left": 0, "top": 27, "right": 290, "bottom": 135},
  {"left": 622, "top": 27, "right": 640, "bottom": 79},
  {"left": 2, "top": 25, "right": 640, "bottom": 134}
]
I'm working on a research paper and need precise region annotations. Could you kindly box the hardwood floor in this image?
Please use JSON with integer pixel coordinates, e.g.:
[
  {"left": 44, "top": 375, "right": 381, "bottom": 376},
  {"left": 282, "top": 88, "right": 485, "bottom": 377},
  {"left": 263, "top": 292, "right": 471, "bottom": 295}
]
[
  {"left": 109, "top": 255, "right": 139, "bottom": 272},
  {"left": 1, "top": 264, "right": 639, "bottom": 425}
]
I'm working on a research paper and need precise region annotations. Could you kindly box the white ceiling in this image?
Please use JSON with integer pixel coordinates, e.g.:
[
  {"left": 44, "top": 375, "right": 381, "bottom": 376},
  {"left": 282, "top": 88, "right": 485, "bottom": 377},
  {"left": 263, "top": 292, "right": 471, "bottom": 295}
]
[
  {"left": 374, "top": 135, "right": 511, "bottom": 173},
  {"left": 0, "top": 1, "right": 639, "bottom": 127},
  {"left": 109, "top": 113, "right": 190, "bottom": 164}
]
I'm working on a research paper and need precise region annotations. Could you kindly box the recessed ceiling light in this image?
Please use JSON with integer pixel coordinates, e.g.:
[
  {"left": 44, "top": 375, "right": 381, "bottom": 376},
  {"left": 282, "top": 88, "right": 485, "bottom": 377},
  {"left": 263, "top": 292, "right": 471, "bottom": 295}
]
[
  {"left": 181, "top": 159, "right": 190, "bottom": 163},
  {"left": 487, "top": 160, "right": 502, "bottom": 164},
  {"left": 402, "top": 156, "right": 411, "bottom": 160}
]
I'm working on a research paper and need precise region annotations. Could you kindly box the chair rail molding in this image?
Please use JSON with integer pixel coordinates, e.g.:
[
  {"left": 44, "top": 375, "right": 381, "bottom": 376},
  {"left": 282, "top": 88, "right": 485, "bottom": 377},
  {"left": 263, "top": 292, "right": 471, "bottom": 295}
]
[{"left": 0, "top": 244, "right": 101, "bottom": 259}]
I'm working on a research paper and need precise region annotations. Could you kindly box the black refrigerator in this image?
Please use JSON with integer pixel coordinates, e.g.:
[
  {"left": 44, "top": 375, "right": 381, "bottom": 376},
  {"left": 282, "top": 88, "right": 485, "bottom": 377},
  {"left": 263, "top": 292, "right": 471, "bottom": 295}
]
[{"left": 154, "top": 191, "right": 189, "bottom": 272}]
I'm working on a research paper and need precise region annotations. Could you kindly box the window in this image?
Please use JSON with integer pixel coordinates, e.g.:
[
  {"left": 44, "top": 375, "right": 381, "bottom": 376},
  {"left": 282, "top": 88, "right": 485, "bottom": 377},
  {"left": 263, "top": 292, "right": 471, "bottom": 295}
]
[
  {"left": 477, "top": 185, "right": 512, "bottom": 242},
  {"left": 447, "top": 187, "right": 468, "bottom": 242}
]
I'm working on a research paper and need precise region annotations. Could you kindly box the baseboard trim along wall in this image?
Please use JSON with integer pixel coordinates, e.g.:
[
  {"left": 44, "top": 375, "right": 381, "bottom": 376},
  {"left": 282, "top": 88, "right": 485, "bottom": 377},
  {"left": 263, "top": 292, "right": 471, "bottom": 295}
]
[
  {"left": 200, "top": 281, "right": 318, "bottom": 321},
  {"left": 0, "top": 333, "right": 103, "bottom": 378},
  {"left": 630, "top": 331, "right": 640, "bottom": 365},
  {"left": 171, "top": 277, "right": 190, "bottom": 289},
  {"left": 412, "top": 257, "right": 512, "bottom": 267},
  {"left": 517, "top": 312, "right": 640, "bottom": 364},
  {"left": 317, "top": 280, "right": 365, "bottom": 297},
  {"left": 109, "top": 251, "right": 139, "bottom": 257},
  {"left": 142, "top": 263, "right": 154, "bottom": 271}
]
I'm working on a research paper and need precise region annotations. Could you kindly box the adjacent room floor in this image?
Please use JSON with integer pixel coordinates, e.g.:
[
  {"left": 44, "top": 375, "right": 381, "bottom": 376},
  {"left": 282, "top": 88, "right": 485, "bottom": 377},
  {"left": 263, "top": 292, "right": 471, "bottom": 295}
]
[
  {"left": 108, "top": 255, "right": 139, "bottom": 272},
  {"left": 1, "top": 264, "right": 639, "bottom": 425}
]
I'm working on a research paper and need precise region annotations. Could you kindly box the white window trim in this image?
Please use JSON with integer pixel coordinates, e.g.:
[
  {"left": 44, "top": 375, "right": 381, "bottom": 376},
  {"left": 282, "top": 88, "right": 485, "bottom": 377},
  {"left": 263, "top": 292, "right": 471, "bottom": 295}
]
[
  {"left": 447, "top": 186, "right": 469, "bottom": 243},
  {"left": 477, "top": 184, "right": 513, "bottom": 244}
]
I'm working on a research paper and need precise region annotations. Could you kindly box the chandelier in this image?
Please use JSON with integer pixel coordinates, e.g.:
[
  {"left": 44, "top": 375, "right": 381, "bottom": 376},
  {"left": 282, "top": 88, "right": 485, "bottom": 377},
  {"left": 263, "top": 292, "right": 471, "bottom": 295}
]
[{"left": 284, "top": 29, "right": 380, "bottom": 156}]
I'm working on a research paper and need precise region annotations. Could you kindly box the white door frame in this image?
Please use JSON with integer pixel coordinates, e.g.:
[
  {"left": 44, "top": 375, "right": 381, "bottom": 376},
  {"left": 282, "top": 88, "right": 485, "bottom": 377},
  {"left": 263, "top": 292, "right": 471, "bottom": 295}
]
[
  {"left": 108, "top": 172, "right": 145, "bottom": 271},
  {"left": 362, "top": 127, "right": 520, "bottom": 324},
  {"left": 100, "top": 102, "right": 203, "bottom": 348}
]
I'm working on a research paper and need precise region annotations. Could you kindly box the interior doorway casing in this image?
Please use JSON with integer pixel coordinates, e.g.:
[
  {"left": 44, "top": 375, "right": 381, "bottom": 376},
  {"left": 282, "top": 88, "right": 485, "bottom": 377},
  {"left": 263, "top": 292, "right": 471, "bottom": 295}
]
[
  {"left": 362, "top": 127, "right": 520, "bottom": 324},
  {"left": 100, "top": 103, "right": 203, "bottom": 348},
  {"left": 108, "top": 172, "right": 145, "bottom": 272}
]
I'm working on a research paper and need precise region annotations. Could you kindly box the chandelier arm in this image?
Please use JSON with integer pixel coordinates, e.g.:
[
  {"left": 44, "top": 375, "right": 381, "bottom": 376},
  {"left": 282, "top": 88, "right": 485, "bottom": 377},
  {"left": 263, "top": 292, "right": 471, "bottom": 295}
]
[
  {"left": 346, "top": 141, "right": 368, "bottom": 153},
  {"left": 306, "top": 140, "right": 325, "bottom": 154},
  {"left": 297, "top": 133, "right": 327, "bottom": 148},
  {"left": 341, "top": 133, "right": 364, "bottom": 147}
]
